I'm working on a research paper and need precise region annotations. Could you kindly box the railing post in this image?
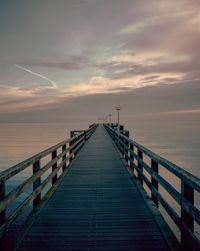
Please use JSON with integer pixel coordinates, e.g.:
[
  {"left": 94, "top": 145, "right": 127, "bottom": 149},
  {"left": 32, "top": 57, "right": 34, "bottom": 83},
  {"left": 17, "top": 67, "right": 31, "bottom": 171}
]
[
  {"left": 119, "top": 135, "right": 122, "bottom": 153},
  {"left": 138, "top": 149, "right": 143, "bottom": 185},
  {"left": 69, "top": 140, "right": 73, "bottom": 163},
  {"left": 181, "top": 181, "right": 194, "bottom": 249},
  {"left": 151, "top": 159, "right": 159, "bottom": 207},
  {"left": 52, "top": 150, "right": 57, "bottom": 185},
  {"left": 125, "top": 139, "right": 129, "bottom": 162},
  {"left": 111, "top": 129, "right": 114, "bottom": 140},
  {"left": 118, "top": 133, "right": 120, "bottom": 151},
  {"left": 73, "top": 137, "right": 78, "bottom": 157},
  {"left": 33, "top": 160, "right": 41, "bottom": 207},
  {"left": 62, "top": 144, "right": 67, "bottom": 171},
  {"left": 113, "top": 129, "right": 116, "bottom": 142},
  {"left": 122, "top": 137, "right": 125, "bottom": 156},
  {"left": 0, "top": 181, "right": 6, "bottom": 225},
  {"left": 120, "top": 135, "right": 123, "bottom": 154},
  {"left": 130, "top": 143, "right": 134, "bottom": 171},
  {"left": 116, "top": 131, "right": 119, "bottom": 149},
  {"left": 122, "top": 137, "right": 125, "bottom": 157}
]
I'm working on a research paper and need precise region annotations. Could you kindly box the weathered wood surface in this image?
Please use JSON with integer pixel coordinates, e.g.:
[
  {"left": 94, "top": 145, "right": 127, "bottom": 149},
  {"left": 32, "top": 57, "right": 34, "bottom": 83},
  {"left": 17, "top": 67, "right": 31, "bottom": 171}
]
[
  {"left": 18, "top": 125, "right": 169, "bottom": 251},
  {"left": 104, "top": 124, "right": 200, "bottom": 249},
  {"left": 0, "top": 125, "right": 97, "bottom": 239}
]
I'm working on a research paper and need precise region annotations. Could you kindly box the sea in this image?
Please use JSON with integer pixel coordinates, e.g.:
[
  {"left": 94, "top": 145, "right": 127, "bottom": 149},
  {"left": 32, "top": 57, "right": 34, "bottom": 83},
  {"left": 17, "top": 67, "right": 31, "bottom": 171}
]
[{"left": 0, "top": 118, "right": 199, "bottom": 241}]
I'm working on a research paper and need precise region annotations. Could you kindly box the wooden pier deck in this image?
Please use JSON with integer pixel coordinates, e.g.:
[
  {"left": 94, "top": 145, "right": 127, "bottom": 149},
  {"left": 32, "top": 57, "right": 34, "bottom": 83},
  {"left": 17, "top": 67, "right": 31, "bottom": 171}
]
[{"left": 17, "top": 125, "right": 169, "bottom": 251}]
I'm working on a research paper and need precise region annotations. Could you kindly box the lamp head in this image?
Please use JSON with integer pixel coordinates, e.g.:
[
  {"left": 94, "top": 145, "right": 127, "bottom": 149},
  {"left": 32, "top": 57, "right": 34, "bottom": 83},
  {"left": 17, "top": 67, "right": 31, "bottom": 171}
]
[{"left": 116, "top": 104, "right": 122, "bottom": 111}]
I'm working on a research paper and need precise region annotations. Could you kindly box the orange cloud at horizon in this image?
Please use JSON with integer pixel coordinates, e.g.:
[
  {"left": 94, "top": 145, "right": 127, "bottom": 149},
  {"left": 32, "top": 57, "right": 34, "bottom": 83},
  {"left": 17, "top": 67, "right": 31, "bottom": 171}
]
[{"left": 156, "top": 109, "right": 200, "bottom": 115}]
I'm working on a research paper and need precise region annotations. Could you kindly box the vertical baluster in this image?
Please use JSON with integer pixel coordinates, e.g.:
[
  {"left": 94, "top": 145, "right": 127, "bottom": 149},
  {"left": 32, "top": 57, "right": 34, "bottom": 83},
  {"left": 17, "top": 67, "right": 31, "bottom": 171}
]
[
  {"left": 119, "top": 135, "right": 121, "bottom": 152},
  {"left": 120, "top": 136, "right": 123, "bottom": 154},
  {"left": 116, "top": 132, "right": 119, "bottom": 149},
  {"left": 122, "top": 137, "right": 125, "bottom": 156},
  {"left": 62, "top": 144, "right": 67, "bottom": 171},
  {"left": 69, "top": 140, "right": 73, "bottom": 163},
  {"left": 52, "top": 150, "right": 57, "bottom": 185},
  {"left": 125, "top": 139, "right": 129, "bottom": 162},
  {"left": 130, "top": 143, "right": 134, "bottom": 171},
  {"left": 74, "top": 136, "right": 78, "bottom": 157},
  {"left": 0, "top": 181, "right": 6, "bottom": 225},
  {"left": 151, "top": 159, "right": 158, "bottom": 207},
  {"left": 115, "top": 132, "right": 118, "bottom": 146},
  {"left": 122, "top": 137, "right": 125, "bottom": 157},
  {"left": 121, "top": 136, "right": 124, "bottom": 155},
  {"left": 33, "top": 160, "right": 41, "bottom": 207},
  {"left": 181, "top": 181, "right": 194, "bottom": 249},
  {"left": 118, "top": 134, "right": 121, "bottom": 151},
  {"left": 138, "top": 149, "right": 143, "bottom": 185}
]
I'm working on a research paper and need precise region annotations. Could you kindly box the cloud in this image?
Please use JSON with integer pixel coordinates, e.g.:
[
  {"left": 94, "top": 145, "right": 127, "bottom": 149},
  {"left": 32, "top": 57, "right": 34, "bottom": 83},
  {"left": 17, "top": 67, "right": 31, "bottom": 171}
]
[
  {"left": 60, "top": 75, "right": 144, "bottom": 96},
  {"left": 113, "top": 1, "right": 200, "bottom": 86},
  {"left": 154, "top": 109, "right": 200, "bottom": 115},
  {"left": 10, "top": 0, "right": 200, "bottom": 96},
  {"left": 0, "top": 64, "right": 61, "bottom": 114},
  {"left": 0, "top": 0, "right": 200, "bottom": 120},
  {"left": 0, "top": 80, "right": 199, "bottom": 123},
  {"left": 17, "top": 55, "right": 92, "bottom": 71},
  {"left": 0, "top": 95, "right": 61, "bottom": 114}
]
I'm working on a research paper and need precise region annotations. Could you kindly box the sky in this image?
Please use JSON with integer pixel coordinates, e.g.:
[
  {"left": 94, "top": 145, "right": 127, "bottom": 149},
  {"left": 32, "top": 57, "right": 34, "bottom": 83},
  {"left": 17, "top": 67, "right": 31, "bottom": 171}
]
[{"left": 0, "top": 0, "right": 200, "bottom": 124}]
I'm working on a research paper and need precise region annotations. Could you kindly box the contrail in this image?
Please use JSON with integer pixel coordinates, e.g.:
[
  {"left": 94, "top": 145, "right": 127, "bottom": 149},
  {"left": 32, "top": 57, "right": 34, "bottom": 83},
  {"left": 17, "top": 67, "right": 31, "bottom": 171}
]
[{"left": 15, "top": 64, "right": 57, "bottom": 89}]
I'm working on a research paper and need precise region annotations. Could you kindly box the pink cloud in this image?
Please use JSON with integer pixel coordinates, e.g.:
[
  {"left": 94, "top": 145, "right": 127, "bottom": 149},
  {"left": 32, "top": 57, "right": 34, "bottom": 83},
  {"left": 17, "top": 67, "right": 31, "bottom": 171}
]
[{"left": 157, "top": 109, "right": 200, "bottom": 115}]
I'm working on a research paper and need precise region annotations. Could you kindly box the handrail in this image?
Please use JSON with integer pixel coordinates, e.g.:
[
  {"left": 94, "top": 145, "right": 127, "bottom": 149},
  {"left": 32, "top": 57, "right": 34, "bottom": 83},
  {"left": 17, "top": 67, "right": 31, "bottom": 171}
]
[
  {"left": 0, "top": 124, "right": 98, "bottom": 238},
  {"left": 104, "top": 124, "right": 200, "bottom": 250}
]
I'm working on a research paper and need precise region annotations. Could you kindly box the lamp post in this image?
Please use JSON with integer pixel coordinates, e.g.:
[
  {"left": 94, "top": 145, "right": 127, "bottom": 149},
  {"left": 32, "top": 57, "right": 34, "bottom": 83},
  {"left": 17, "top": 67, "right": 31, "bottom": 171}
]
[{"left": 116, "top": 104, "right": 122, "bottom": 131}]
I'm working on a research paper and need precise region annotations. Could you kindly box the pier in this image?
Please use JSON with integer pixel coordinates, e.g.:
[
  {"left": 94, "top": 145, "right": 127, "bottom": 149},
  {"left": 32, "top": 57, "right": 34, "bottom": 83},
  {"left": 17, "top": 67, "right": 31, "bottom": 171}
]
[{"left": 0, "top": 124, "right": 200, "bottom": 250}]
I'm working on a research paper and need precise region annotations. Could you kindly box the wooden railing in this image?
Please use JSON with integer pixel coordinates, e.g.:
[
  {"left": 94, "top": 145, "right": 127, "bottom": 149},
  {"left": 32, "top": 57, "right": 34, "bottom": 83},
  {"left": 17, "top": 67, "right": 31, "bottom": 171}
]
[
  {"left": 104, "top": 124, "right": 200, "bottom": 250},
  {"left": 0, "top": 124, "right": 97, "bottom": 238}
]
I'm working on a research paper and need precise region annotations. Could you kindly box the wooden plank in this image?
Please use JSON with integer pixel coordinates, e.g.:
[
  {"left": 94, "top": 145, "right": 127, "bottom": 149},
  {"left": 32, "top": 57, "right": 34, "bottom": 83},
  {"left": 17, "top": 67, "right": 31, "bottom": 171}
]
[
  {"left": 106, "top": 125, "right": 200, "bottom": 247},
  {"left": 18, "top": 125, "right": 169, "bottom": 251}
]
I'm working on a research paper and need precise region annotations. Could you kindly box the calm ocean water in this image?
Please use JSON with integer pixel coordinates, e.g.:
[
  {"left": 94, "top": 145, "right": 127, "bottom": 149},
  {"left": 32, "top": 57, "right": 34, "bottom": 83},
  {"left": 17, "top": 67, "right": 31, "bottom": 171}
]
[
  {"left": 0, "top": 119, "right": 199, "bottom": 240},
  {"left": 124, "top": 115, "right": 200, "bottom": 177},
  {"left": 1, "top": 120, "right": 199, "bottom": 176},
  {"left": 0, "top": 122, "right": 90, "bottom": 172}
]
